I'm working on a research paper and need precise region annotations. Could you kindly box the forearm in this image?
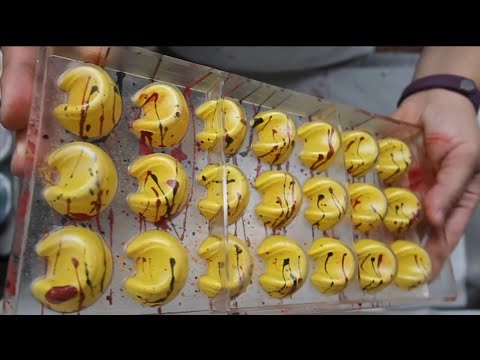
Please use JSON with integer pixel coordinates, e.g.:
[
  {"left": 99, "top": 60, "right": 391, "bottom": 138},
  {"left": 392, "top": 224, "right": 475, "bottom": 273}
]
[{"left": 414, "top": 46, "right": 480, "bottom": 85}]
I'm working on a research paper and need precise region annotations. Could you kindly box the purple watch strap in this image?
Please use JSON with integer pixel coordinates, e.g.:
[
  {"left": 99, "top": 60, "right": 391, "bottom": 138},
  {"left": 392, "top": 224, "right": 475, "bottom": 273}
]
[{"left": 398, "top": 74, "right": 480, "bottom": 112}]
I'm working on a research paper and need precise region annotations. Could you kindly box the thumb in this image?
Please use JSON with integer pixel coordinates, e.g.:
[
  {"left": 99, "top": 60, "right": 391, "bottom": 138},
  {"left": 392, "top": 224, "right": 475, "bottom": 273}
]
[
  {"left": 425, "top": 142, "right": 477, "bottom": 226},
  {"left": 0, "top": 46, "right": 39, "bottom": 131},
  {"left": 390, "top": 100, "right": 423, "bottom": 127}
]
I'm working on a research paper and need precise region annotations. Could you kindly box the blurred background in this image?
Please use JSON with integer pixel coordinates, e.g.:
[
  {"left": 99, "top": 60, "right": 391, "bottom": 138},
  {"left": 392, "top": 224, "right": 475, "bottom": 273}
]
[{"left": 1, "top": 47, "right": 479, "bottom": 314}]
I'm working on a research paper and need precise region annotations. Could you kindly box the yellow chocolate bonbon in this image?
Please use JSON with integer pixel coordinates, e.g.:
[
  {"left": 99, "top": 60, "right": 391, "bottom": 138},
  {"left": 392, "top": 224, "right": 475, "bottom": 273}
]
[
  {"left": 254, "top": 170, "right": 302, "bottom": 228},
  {"left": 43, "top": 142, "right": 118, "bottom": 220},
  {"left": 53, "top": 64, "right": 122, "bottom": 139},
  {"left": 252, "top": 110, "right": 296, "bottom": 165},
  {"left": 31, "top": 226, "right": 113, "bottom": 313},
  {"left": 308, "top": 237, "right": 356, "bottom": 295},
  {"left": 303, "top": 177, "right": 347, "bottom": 231},
  {"left": 124, "top": 230, "right": 189, "bottom": 307},
  {"left": 197, "top": 164, "right": 250, "bottom": 225},
  {"left": 196, "top": 98, "right": 247, "bottom": 156},
  {"left": 342, "top": 130, "right": 379, "bottom": 177},
  {"left": 298, "top": 122, "right": 341, "bottom": 173},
  {"left": 383, "top": 187, "right": 421, "bottom": 234},
  {"left": 258, "top": 235, "right": 308, "bottom": 299},
  {"left": 376, "top": 138, "right": 412, "bottom": 185},
  {"left": 198, "top": 234, "right": 253, "bottom": 298},
  {"left": 354, "top": 239, "right": 397, "bottom": 293},
  {"left": 131, "top": 83, "right": 189, "bottom": 148},
  {"left": 349, "top": 183, "right": 387, "bottom": 233},
  {"left": 391, "top": 240, "right": 432, "bottom": 290},
  {"left": 127, "top": 153, "right": 189, "bottom": 223}
]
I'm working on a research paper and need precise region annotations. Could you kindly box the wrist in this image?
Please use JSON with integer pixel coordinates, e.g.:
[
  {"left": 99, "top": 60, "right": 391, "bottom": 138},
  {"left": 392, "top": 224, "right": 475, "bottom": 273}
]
[
  {"left": 395, "top": 88, "right": 479, "bottom": 131},
  {"left": 401, "top": 88, "right": 472, "bottom": 107}
]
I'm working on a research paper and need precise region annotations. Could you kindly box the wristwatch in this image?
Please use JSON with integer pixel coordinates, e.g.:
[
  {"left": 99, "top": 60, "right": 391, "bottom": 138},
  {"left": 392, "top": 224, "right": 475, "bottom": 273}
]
[{"left": 398, "top": 74, "right": 480, "bottom": 113}]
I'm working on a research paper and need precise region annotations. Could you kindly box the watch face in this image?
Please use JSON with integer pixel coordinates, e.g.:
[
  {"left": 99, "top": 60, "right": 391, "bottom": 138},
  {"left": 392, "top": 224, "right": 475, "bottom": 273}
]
[{"left": 460, "top": 78, "right": 476, "bottom": 92}]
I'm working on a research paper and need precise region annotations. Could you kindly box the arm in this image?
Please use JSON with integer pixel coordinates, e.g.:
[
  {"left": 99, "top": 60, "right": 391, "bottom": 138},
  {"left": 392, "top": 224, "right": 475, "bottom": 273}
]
[
  {"left": 414, "top": 46, "right": 480, "bottom": 83},
  {"left": 393, "top": 46, "right": 480, "bottom": 277}
]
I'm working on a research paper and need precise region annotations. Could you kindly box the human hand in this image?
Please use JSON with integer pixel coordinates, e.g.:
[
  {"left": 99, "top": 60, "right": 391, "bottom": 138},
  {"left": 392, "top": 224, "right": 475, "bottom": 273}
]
[
  {"left": 0, "top": 46, "right": 110, "bottom": 176},
  {"left": 392, "top": 88, "right": 480, "bottom": 278}
]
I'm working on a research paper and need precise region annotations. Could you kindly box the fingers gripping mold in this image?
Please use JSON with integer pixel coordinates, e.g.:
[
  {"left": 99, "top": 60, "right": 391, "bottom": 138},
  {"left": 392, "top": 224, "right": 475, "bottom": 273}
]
[
  {"left": 198, "top": 234, "right": 254, "bottom": 298},
  {"left": 376, "top": 138, "right": 412, "bottom": 185},
  {"left": 254, "top": 171, "right": 303, "bottom": 229},
  {"left": 391, "top": 240, "right": 432, "bottom": 290},
  {"left": 124, "top": 230, "right": 189, "bottom": 307},
  {"left": 258, "top": 235, "right": 308, "bottom": 299},
  {"left": 308, "top": 237, "right": 356, "bottom": 295},
  {"left": 251, "top": 110, "right": 296, "bottom": 166},
  {"left": 383, "top": 187, "right": 421, "bottom": 234},
  {"left": 355, "top": 239, "right": 398, "bottom": 293},
  {"left": 31, "top": 226, "right": 113, "bottom": 313},
  {"left": 297, "top": 122, "right": 341, "bottom": 173},
  {"left": 196, "top": 98, "right": 247, "bottom": 156},
  {"left": 43, "top": 142, "right": 118, "bottom": 220},
  {"left": 342, "top": 130, "right": 379, "bottom": 177},
  {"left": 348, "top": 183, "right": 388, "bottom": 233},
  {"left": 53, "top": 64, "right": 122, "bottom": 139},
  {"left": 303, "top": 177, "right": 347, "bottom": 231},
  {"left": 127, "top": 153, "right": 189, "bottom": 224},
  {"left": 131, "top": 83, "right": 189, "bottom": 148},
  {"left": 197, "top": 164, "right": 250, "bottom": 224}
]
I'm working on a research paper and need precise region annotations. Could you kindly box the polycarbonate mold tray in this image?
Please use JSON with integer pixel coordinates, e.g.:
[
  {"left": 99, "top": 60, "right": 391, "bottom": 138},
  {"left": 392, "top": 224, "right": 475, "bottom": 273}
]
[{"left": 2, "top": 46, "right": 456, "bottom": 315}]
